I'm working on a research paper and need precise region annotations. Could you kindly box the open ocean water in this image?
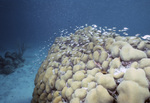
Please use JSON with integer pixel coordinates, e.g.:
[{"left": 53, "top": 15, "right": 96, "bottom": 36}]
[{"left": 0, "top": 0, "right": 150, "bottom": 103}]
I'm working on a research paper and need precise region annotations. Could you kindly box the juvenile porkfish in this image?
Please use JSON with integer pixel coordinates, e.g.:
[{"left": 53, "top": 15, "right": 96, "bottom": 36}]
[
  {"left": 135, "top": 34, "right": 140, "bottom": 37},
  {"left": 141, "top": 35, "right": 150, "bottom": 40},
  {"left": 107, "top": 28, "right": 112, "bottom": 31},
  {"left": 122, "top": 27, "right": 129, "bottom": 31},
  {"left": 92, "top": 24, "right": 97, "bottom": 28},
  {"left": 112, "top": 27, "right": 116, "bottom": 29},
  {"left": 123, "top": 32, "right": 128, "bottom": 35},
  {"left": 118, "top": 30, "right": 123, "bottom": 32},
  {"left": 112, "top": 27, "right": 116, "bottom": 32}
]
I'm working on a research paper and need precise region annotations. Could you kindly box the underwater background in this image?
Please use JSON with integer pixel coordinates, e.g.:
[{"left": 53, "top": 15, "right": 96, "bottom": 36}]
[
  {"left": 0, "top": 0, "right": 150, "bottom": 103},
  {"left": 1, "top": 0, "right": 150, "bottom": 49}
]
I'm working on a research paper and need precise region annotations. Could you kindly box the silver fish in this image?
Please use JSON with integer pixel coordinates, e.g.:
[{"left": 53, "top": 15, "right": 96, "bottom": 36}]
[
  {"left": 141, "top": 35, "right": 150, "bottom": 40},
  {"left": 135, "top": 34, "right": 140, "bottom": 37}
]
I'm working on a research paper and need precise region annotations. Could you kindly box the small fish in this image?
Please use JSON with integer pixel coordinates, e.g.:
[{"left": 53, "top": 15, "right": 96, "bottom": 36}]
[
  {"left": 135, "top": 34, "right": 140, "bottom": 37},
  {"left": 104, "top": 26, "right": 107, "bottom": 29},
  {"left": 102, "top": 29, "right": 105, "bottom": 32},
  {"left": 97, "top": 30, "right": 102, "bottom": 33},
  {"left": 123, "top": 32, "right": 128, "bottom": 35},
  {"left": 107, "top": 28, "right": 112, "bottom": 31},
  {"left": 118, "top": 30, "right": 122, "bottom": 32},
  {"left": 123, "top": 27, "right": 129, "bottom": 31},
  {"left": 112, "top": 27, "right": 116, "bottom": 29},
  {"left": 141, "top": 35, "right": 150, "bottom": 40},
  {"left": 99, "top": 27, "right": 102, "bottom": 30},
  {"left": 92, "top": 24, "right": 97, "bottom": 28}
]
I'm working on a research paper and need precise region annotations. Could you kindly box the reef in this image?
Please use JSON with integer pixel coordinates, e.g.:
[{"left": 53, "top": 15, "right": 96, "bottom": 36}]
[
  {"left": 0, "top": 44, "right": 26, "bottom": 75},
  {"left": 31, "top": 26, "right": 150, "bottom": 103}
]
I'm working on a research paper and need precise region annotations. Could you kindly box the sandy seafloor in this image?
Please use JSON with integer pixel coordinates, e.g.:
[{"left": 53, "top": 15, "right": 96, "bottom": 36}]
[{"left": 0, "top": 47, "right": 46, "bottom": 103}]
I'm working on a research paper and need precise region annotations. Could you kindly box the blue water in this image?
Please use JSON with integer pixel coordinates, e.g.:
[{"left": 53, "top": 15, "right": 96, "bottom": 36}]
[
  {"left": 0, "top": 0, "right": 150, "bottom": 49},
  {"left": 0, "top": 0, "right": 150, "bottom": 102}
]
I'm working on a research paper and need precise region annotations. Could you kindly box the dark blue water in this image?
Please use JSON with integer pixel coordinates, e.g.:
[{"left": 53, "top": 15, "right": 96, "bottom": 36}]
[{"left": 0, "top": 0, "right": 150, "bottom": 49}]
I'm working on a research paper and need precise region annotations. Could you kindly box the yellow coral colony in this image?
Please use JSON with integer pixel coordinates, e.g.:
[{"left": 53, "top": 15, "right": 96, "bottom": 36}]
[{"left": 32, "top": 26, "right": 150, "bottom": 103}]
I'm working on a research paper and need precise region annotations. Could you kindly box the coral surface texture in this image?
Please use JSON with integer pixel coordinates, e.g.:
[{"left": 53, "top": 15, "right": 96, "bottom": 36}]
[{"left": 32, "top": 26, "right": 150, "bottom": 103}]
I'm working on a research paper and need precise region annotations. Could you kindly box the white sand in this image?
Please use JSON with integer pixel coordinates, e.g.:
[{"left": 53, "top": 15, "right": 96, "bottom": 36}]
[{"left": 0, "top": 47, "right": 46, "bottom": 103}]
